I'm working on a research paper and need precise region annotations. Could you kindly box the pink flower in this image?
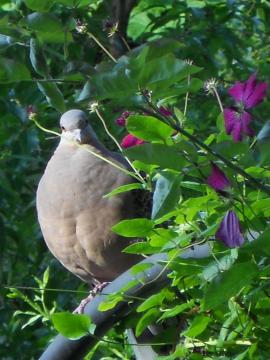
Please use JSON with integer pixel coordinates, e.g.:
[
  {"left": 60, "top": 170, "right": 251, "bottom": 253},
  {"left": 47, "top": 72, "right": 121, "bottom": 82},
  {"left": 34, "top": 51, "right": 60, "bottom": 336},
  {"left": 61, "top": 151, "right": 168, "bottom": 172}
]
[
  {"left": 216, "top": 210, "right": 244, "bottom": 248},
  {"left": 224, "top": 74, "right": 267, "bottom": 142},
  {"left": 115, "top": 111, "right": 130, "bottom": 127},
  {"left": 207, "top": 164, "right": 230, "bottom": 191},
  {"left": 121, "top": 134, "right": 145, "bottom": 148}
]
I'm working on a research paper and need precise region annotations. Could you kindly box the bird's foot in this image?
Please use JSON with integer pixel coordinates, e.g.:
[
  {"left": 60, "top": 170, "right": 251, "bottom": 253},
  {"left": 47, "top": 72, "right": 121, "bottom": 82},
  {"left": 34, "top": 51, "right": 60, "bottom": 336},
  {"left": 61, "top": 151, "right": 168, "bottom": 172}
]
[{"left": 73, "top": 281, "right": 110, "bottom": 314}]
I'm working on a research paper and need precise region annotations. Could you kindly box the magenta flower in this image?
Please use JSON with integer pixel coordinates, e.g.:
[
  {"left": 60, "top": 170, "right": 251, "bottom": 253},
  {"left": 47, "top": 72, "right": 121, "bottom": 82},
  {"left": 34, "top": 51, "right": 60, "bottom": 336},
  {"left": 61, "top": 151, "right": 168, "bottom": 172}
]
[
  {"left": 121, "top": 134, "right": 145, "bottom": 148},
  {"left": 207, "top": 163, "right": 230, "bottom": 191},
  {"left": 159, "top": 106, "right": 172, "bottom": 117},
  {"left": 224, "top": 74, "right": 267, "bottom": 142},
  {"left": 216, "top": 210, "right": 244, "bottom": 248},
  {"left": 115, "top": 111, "right": 130, "bottom": 127}
]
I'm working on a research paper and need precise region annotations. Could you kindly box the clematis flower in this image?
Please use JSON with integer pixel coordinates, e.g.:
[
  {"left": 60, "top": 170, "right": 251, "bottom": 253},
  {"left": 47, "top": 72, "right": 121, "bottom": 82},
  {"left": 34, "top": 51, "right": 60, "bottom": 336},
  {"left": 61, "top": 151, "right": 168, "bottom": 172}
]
[
  {"left": 224, "top": 73, "right": 267, "bottom": 142},
  {"left": 207, "top": 163, "right": 230, "bottom": 191},
  {"left": 216, "top": 210, "right": 244, "bottom": 248},
  {"left": 121, "top": 134, "right": 145, "bottom": 148},
  {"left": 115, "top": 111, "right": 130, "bottom": 127}
]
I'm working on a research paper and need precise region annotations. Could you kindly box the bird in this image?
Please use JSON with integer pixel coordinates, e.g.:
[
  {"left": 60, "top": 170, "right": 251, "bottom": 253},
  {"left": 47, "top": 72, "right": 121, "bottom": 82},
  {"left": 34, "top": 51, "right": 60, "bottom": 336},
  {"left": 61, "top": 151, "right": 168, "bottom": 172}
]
[{"left": 36, "top": 109, "right": 143, "bottom": 289}]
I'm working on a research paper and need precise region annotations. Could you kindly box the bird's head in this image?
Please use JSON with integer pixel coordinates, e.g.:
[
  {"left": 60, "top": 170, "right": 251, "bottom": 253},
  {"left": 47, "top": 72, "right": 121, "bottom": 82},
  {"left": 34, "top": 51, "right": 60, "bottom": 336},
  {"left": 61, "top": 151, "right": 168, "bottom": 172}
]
[{"left": 60, "top": 109, "right": 97, "bottom": 145}]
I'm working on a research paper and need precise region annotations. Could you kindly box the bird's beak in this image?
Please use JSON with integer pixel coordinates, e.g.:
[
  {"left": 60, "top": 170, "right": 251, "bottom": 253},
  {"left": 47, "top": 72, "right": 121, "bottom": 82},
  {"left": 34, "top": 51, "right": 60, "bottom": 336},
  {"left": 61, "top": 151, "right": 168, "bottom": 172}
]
[{"left": 71, "top": 129, "right": 83, "bottom": 144}]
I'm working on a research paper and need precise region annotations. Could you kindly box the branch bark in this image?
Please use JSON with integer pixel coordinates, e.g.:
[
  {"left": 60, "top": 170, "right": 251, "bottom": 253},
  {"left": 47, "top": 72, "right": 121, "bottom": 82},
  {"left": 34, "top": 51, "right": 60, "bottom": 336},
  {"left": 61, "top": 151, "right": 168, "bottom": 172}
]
[{"left": 39, "top": 244, "right": 210, "bottom": 360}]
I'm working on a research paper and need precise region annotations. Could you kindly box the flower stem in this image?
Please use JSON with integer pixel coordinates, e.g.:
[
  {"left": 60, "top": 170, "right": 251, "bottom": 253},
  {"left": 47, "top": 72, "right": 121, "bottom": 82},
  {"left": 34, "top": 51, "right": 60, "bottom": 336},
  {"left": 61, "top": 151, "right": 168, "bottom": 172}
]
[
  {"left": 213, "top": 87, "right": 224, "bottom": 113},
  {"left": 31, "top": 117, "right": 143, "bottom": 182},
  {"left": 184, "top": 74, "right": 190, "bottom": 116},
  {"left": 95, "top": 109, "right": 146, "bottom": 184},
  {"left": 87, "top": 32, "right": 117, "bottom": 63},
  {"left": 142, "top": 95, "right": 270, "bottom": 195},
  {"left": 117, "top": 31, "right": 131, "bottom": 51}
]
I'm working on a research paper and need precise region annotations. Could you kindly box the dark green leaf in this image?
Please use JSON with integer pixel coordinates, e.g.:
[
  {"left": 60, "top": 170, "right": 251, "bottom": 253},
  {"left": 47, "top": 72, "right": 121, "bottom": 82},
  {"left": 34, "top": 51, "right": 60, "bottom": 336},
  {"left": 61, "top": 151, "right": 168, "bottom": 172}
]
[
  {"left": 23, "top": 12, "right": 63, "bottom": 32},
  {"left": 24, "top": 0, "right": 54, "bottom": 12},
  {"left": 0, "top": 58, "right": 30, "bottom": 83},
  {"left": 151, "top": 171, "right": 182, "bottom": 220},
  {"left": 125, "top": 143, "right": 186, "bottom": 171},
  {"left": 244, "top": 227, "right": 270, "bottom": 256},
  {"left": 29, "top": 38, "right": 49, "bottom": 77},
  {"left": 203, "top": 262, "right": 258, "bottom": 310},
  {"left": 37, "top": 82, "right": 66, "bottom": 112}
]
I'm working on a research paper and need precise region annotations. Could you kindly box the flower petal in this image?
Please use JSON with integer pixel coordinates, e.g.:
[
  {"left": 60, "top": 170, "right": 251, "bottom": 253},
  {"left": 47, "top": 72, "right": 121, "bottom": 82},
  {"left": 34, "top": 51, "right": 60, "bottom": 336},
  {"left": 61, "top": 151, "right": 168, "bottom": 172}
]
[
  {"left": 121, "top": 134, "right": 144, "bottom": 148},
  {"left": 207, "top": 164, "right": 230, "bottom": 191},
  {"left": 241, "top": 111, "right": 254, "bottom": 137},
  {"left": 224, "top": 108, "right": 237, "bottom": 134},
  {"left": 231, "top": 120, "right": 243, "bottom": 142},
  {"left": 216, "top": 210, "right": 245, "bottom": 248},
  {"left": 115, "top": 116, "right": 126, "bottom": 126},
  {"left": 228, "top": 82, "right": 245, "bottom": 102},
  {"left": 244, "top": 82, "right": 268, "bottom": 108}
]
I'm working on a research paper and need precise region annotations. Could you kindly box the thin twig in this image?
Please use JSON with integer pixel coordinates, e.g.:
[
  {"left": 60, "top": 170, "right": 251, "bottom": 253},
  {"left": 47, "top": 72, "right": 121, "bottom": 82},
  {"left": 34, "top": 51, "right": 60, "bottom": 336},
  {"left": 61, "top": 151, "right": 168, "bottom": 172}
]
[{"left": 88, "top": 32, "right": 117, "bottom": 63}]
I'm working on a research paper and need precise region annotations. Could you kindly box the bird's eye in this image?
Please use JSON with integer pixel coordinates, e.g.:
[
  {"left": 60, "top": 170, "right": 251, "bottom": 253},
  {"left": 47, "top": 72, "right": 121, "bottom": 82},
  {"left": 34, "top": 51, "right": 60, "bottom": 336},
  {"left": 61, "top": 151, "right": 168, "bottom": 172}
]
[{"left": 61, "top": 126, "right": 66, "bottom": 131}]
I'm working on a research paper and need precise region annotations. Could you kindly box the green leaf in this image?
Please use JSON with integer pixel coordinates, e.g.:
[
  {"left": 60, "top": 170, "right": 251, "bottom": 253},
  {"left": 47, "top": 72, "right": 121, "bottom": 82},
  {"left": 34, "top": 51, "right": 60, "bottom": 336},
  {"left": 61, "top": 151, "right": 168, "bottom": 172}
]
[
  {"left": 112, "top": 218, "right": 154, "bottom": 237},
  {"left": 42, "top": 267, "right": 50, "bottom": 287},
  {"left": 21, "top": 12, "right": 71, "bottom": 43},
  {"left": 182, "top": 315, "right": 211, "bottom": 338},
  {"left": 24, "top": 0, "right": 54, "bottom": 12},
  {"left": 37, "top": 82, "right": 66, "bottom": 112},
  {"left": 244, "top": 227, "right": 270, "bottom": 256},
  {"left": 151, "top": 171, "right": 182, "bottom": 220},
  {"left": 159, "top": 302, "right": 194, "bottom": 320},
  {"left": 135, "top": 308, "right": 160, "bottom": 337},
  {"left": 137, "top": 54, "right": 201, "bottom": 90},
  {"left": 180, "top": 181, "right": 207, "bottom": 193},
  {"left": 76, "top": 80, "right": 91, "bottom": 102},
  {"left": 0, "top": 58, "right": 30, "bottom": 83},
  {"left": 137, "top": 291, "right": 166, "bottom": 312},
  {"left": 127, "top": 115, "right": 174, "bottom": 142},
  {"left": 125, "top": 143, "right": 186, "bottom": 171},
  {"left": 23, "top": 12, "right": 63, "bottom": 32},
  {"left": 130, "top": 262, "right": 152, "bottom": 275},
  {"left": 123, "top": 241, "right": 157, "bottom": 254},
  {"left": 29, "top": 38, "right": 49, "bottom": 77},
  {"left": 186, "top": 0, "right": 206, "bottom": 8},
  {"left": 203, "top": 262, "right": 258, "bottom": 310},
  {"left": 51, "top": 312, "right": 94, "bottom": 340},
  {"left": 98, "top": 295, "right": 123, "bottom": 311},
  {"left": 104, "top": 183, "right": 144, "bottom": 198}
]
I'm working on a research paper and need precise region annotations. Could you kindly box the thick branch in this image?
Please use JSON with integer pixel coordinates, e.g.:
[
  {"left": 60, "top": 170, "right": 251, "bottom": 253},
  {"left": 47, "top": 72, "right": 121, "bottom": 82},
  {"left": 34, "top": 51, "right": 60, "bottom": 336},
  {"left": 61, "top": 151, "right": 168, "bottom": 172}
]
[{"left": 39, "top": 245, "right": 210, "bottom": 360}]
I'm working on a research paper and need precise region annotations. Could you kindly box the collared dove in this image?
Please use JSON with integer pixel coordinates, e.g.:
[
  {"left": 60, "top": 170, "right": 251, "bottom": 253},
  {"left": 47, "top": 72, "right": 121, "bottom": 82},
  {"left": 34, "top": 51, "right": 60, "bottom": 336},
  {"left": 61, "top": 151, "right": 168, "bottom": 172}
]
[{"left": 36, "top": 109, "right": 142, "bottom": 285}]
